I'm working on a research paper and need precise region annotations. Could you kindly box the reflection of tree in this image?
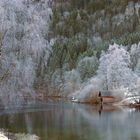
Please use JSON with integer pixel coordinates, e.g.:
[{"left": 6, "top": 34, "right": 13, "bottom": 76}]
[{"left": 99, "top": 104, "right": 103, "bottom": 116}]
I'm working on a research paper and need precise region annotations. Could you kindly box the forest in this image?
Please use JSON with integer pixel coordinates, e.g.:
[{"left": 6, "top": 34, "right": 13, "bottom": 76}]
[{"left": 0, "top": 0, "right": 140, "bottom": 107}]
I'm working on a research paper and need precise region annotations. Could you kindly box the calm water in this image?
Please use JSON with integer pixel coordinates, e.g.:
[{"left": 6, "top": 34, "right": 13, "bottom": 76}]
[{"left": 0, "top": 101, "right": 140, "bottom": 140}]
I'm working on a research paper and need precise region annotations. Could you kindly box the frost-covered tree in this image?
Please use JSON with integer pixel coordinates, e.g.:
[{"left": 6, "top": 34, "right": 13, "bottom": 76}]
[
  {"left": 0, "top": 0, "right": 52, "bottom": 107},
  {"left": 97, "top": 43, "right": 137, "bottom": 91},
  {"left": 97, "top": 51, "right": 110, "bottom": 90}
]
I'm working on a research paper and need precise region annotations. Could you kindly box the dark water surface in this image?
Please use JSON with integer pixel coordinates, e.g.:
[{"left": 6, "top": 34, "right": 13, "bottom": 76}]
[{"left": 0, "top": 101, "right": 140, "bottom": 140}]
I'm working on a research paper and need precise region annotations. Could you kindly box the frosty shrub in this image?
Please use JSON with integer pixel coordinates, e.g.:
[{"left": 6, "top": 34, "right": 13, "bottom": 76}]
[
  {"left": 63, "top": 69, "right": 81, "bottom": 95},
  {"left": 51, "top": 69, "right": 81, "bottom": 96}
]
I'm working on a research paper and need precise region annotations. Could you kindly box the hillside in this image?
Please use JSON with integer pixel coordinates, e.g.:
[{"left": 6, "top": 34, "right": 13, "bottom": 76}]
[{"left": 45, "top": 0, "right": 140, "bottom": 96}]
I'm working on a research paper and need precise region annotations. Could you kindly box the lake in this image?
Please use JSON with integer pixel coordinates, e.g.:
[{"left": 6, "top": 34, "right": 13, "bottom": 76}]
[{"left": 0, "top": 101, "right": 140, "bottom": 140}]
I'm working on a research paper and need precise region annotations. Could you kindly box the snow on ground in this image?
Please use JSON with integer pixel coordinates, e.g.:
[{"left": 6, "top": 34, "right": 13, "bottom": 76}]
[{"left": 0, "top": 133, "right": 9, "bottom": 140}]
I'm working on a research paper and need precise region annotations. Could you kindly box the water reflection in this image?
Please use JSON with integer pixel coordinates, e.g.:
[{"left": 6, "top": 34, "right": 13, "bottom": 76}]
[{"left": 0, "top": 102, "right": 140, "bottom": 140}]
